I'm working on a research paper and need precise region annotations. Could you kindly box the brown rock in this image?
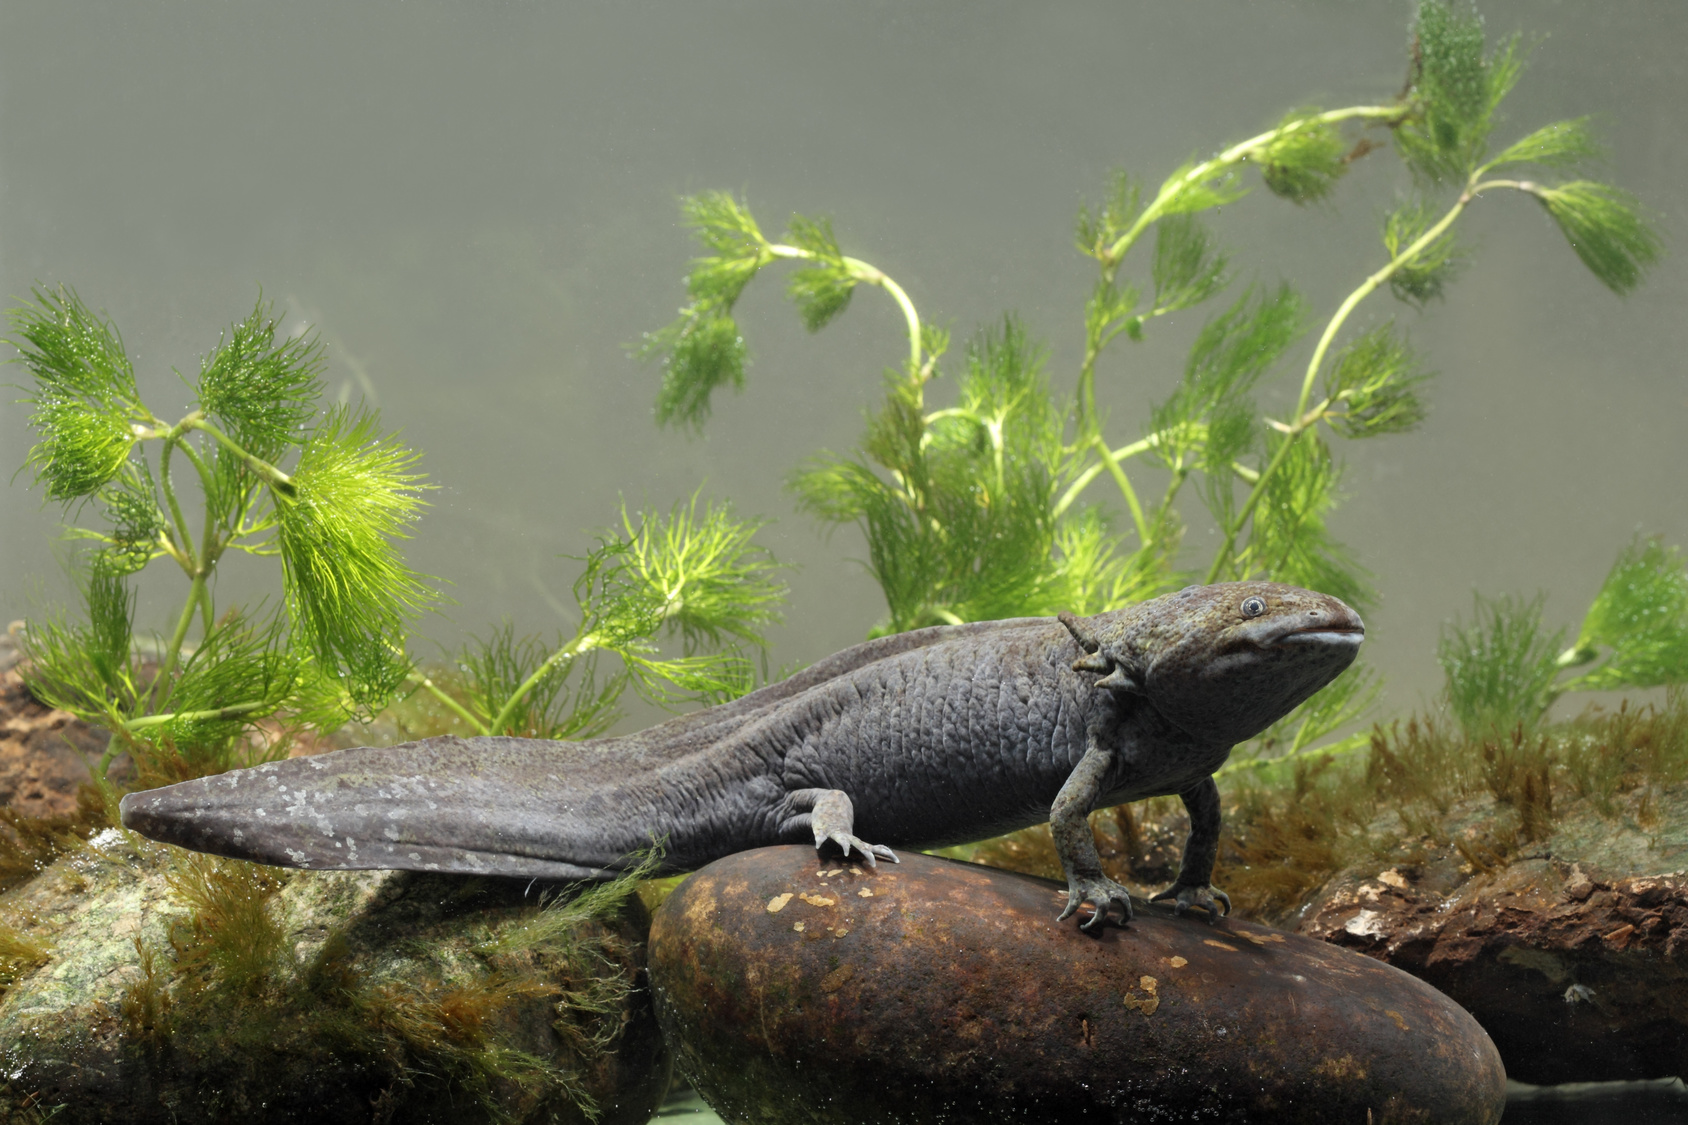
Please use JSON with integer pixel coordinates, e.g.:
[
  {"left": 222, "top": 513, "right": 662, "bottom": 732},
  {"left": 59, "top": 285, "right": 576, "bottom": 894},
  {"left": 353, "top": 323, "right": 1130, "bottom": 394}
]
[
  {"left": 0, "top": 661, "right": 112, "bottom": 819},
  {"left": 649, "top": 846, "right": 1505, "bottom": 1125},
  {"left": 1299, "top": 857, "right": 1688, "bottom": 1084}
]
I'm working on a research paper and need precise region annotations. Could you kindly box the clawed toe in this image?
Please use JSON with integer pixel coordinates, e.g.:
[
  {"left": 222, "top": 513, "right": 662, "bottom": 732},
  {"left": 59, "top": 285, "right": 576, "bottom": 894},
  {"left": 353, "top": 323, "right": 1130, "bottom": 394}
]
[
  {"left": 1149, "top": 882, "right": 1231, "bottom": 921},
  {"left": 1058, "top": 875, "right": 1134, "bottom": 931},
  {"left": 820, "top": 832, "right": 899, "bottom": 867}
]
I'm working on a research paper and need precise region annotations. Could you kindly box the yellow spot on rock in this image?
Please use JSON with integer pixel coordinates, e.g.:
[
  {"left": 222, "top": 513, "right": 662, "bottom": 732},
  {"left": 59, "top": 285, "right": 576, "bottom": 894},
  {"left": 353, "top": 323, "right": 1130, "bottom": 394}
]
[
  {"left": 1123, "top": 979, "right": 1160, "bottom": 1016},
  {"left": 833, "top": 927, "right": 850, "bottom": 937},
  {"left": 1378, "top": 869, "right": 1408, "bottom": 889},
  {"left": 793, "top": 921, "right": 806, "bottom": 932},
  {"left": 1168, "top": 956, "right": 1188, "bottom": 968},
  {"left": 1238, "top": 931, "right": 1287, "bottom": 945},
  {"left": 1386, "top": 1009, "right": 1409, "bottom": 1031},
  {"left": 766, "top": 893, "right": 793, "bottom": 913},
  {"left": 1204, "top": 939, "right": 1238, "bottom": 951},
  {"left": 822, "top": 868, "right": 844, "bottom": 877},
  {"left": 800, "top": 893, "right": 836, "bottom": 907},
  {"left": 857, "top": 888, "right": 874, "bottom": 898},
  {"left": 821, "top": 963, "right": 854, "bottom": 992}
]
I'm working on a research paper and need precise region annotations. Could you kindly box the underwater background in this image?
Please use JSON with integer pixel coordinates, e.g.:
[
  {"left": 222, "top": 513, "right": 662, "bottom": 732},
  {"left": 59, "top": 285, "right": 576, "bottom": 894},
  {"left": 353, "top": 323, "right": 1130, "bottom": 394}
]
[
  {"left": 1, "top": 4, "right": 1688, "bottom": 1121},
  {"left": 0, "top": 0, "right": 1683, "bottom": 730}
]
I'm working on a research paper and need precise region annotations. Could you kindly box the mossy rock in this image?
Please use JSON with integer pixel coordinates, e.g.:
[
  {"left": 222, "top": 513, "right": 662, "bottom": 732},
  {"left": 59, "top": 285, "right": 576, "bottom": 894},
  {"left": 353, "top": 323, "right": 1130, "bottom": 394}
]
[{"left": 0, "top": 828, "right": 670, "bottom": 1124}]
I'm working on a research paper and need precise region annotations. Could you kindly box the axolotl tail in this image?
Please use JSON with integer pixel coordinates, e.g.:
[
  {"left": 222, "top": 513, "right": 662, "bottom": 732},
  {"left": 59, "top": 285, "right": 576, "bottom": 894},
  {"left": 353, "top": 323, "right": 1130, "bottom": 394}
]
[{"left": 117, "top": 734, "right": 720, "bottom": 880}]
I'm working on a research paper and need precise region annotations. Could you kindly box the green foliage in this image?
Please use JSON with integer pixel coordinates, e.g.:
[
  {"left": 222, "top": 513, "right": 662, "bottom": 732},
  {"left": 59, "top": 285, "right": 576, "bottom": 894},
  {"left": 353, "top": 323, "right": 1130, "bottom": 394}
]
[
  {"left": 1485, "top": 116, "right": 1599, "bottom": 173},
  {"left": 1150, "top": 215, "right": 1230, "bottom": 315},
  {"left": 458, "top": 623, "right": 623, "bottom": 741},
  {"left": 1438, "top": 538, "right": 1688, "bottom": 737},
  {"left": 1531, "top": 181, "right": 1661, "bottom": 295},
  {"left": 1156, "top": 159, "right": 1248, "bottom": 218},
  {"left": 1563, "top": 537, "right": 1688, "bottom": 691},
  {"left": 785, "top": 213, "right": 857, "bottom": 331},
  {"left": 637, "top": 2, "right": 1658, "bottom": 776},
  {"left": 1246, "top": 434, "right": 1371, "bottom": 610},
  {"left": 5, "top": 293, "right": 439, "bottom": 786},
  {"left": 637, "top": 191, "right": 772, "bottom": 430},
  {"left": 1383, "top": 200, "right": 1465, "bottom": 307},
  {"left": 278, "top": 405, "right": 432, "bottom": 710},
  {"left": 1254, "top": 111, "right": 1349, "bottom": 204},
  {"left": 792, "top": 318, "right": 1103, "bottom": 632},
  {"left": 1322, "top": 324, "right": 1431, "bottom": 439},
  {"left": 1439, "top": 593, "right": 1564, "bottom": 735},
  {"left": 1397, "top": 1, "right": 1520, "bottom": 185},
  {"left": 197, "top": 302, "right": 324, "bottom": 465},
  {"left": 1152, "top": 284, "right": 1308, "bottom": 457},
  {"left": 444, "top": 494, "right": 786, "bottom": 738},
  {"left": 7, "top": 287, "right": 144, "bottom": 501}
]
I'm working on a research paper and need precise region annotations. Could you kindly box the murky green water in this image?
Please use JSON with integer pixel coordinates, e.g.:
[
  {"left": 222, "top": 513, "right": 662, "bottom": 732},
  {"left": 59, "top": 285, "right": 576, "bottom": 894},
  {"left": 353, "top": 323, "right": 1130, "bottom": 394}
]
[{"left": 1, "top": 2, "right": 1684, "bottom": 1118}]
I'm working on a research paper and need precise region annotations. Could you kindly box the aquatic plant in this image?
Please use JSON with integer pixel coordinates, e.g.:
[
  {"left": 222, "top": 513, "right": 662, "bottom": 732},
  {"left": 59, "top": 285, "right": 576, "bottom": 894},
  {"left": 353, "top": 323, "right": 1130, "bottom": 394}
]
[
  {"left": 4, "top": 289, "right": 430, "bottom": 784},
  {"left": 1440, "top": 536, "right": 1688, "bottom": 736},
  {"left": 639, "top": 0, "right": 1659, "bottom": 755},
  {"left": 2, "top": 294, "right": 786, "bottom": 785}
]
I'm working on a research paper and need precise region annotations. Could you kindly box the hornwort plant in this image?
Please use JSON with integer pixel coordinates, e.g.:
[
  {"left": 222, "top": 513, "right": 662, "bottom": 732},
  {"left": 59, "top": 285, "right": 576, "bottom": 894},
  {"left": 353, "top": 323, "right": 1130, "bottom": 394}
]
[{"left": 638, "top": 0, "right": 1661, "bottom": 763}]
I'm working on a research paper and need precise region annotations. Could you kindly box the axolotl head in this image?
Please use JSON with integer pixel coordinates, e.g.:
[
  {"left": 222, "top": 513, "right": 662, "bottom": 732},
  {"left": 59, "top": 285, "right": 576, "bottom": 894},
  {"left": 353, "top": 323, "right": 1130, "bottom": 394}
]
[{"left": 1062, "top": 581, "right": 1364, "bottom": 745}]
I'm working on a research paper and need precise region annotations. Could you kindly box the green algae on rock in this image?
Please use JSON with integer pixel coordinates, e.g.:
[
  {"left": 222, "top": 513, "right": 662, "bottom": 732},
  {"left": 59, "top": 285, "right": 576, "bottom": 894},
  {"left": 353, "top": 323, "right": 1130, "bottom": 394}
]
[
  {"left": 0, "top": 829, "right": 668, "bottom": 1125},
  {"left": 648, "top": 846, "right": 1505, "bottom": 1125}
]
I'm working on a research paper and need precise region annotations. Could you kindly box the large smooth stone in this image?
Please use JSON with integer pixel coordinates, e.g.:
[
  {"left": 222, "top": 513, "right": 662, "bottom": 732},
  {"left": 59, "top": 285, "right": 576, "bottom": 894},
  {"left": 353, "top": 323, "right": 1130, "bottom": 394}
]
[{"left": 648, "top": 846, "right": 1505, "bottom": 1125}]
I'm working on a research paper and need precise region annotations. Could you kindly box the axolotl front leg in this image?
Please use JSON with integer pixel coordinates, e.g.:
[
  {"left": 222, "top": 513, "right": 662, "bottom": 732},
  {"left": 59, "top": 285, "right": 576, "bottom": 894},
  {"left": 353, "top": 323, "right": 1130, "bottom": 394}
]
[
  {"left": 781, "top": 788, "right": 901, "bottom": 867},
  {"left": 1051, "top": 728, "right": 1135, "bottom": 932}
]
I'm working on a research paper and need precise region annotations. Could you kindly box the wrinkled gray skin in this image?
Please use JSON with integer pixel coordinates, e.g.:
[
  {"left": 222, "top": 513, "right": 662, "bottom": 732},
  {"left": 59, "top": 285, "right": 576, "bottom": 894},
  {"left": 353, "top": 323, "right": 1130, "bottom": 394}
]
[{"left": 121, "top": 581, "right": 1362, "bottom": 930}]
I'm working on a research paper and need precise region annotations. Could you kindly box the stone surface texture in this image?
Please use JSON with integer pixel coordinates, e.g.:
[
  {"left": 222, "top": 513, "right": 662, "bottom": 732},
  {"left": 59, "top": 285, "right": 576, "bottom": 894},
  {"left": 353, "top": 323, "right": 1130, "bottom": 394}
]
[
  {"left": 0, "top": 831, "right": 669, "bottom": 1124},
  {"left": 0, "top": 627, "right": 109, "bottom": 819},
  {"left": 648, "top": 846, "right": 1506, "bottom": 1125}
]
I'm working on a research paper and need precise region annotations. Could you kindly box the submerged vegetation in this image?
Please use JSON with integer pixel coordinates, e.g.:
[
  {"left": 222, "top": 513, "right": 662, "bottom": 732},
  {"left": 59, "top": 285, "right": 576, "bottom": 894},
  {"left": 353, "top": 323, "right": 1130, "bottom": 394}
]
[
  {"left": 637, "top": 0, "right": 1664, "bottom": 760},
  {"left": 0, "top": 0, "right": 1677, "bottom": 1118}
]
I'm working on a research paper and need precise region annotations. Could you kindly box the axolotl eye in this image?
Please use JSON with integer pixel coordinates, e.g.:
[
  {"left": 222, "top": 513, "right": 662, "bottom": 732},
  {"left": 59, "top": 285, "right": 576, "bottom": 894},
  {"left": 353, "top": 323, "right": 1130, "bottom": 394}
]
[{"left": 1240, "top": 596, "right": 1266, "bottom": 618}]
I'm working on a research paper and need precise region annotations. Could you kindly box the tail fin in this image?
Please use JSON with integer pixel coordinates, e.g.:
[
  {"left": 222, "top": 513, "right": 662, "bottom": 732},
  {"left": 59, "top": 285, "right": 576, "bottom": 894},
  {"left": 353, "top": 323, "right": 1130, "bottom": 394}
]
[{"left": 119, "top": 735, "right": 641, "bottom": 879}]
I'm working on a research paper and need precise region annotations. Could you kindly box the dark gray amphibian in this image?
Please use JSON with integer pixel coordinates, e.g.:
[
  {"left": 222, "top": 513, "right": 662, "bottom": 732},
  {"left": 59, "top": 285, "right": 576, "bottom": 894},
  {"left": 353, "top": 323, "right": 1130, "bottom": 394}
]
[{"left": 120, "top": 581, "right": 1362, "bottom": 930}]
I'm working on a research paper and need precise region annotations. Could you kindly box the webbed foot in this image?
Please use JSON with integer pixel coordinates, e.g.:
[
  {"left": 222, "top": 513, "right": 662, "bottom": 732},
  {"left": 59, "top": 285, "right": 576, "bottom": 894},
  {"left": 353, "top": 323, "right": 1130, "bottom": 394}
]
[
  {"left": 1149, "top": 881, "right": 1231, "bottom": 921},
  {"left": 1058, "top": 874, "right": 1134, "bottom": 931}
]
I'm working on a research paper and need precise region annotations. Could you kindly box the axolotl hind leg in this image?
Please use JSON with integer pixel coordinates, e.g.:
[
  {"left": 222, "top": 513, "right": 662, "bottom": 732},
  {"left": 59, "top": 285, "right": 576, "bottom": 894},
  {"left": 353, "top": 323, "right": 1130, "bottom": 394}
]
[{"left": 782, "top": 789, "right": 900, "bottom": 867}]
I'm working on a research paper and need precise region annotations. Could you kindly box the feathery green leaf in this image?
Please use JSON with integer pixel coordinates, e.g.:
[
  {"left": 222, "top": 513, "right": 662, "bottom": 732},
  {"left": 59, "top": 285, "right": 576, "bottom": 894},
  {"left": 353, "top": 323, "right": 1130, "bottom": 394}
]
[
  {"left": 197, "top": 301, "right": 323, "bottom": 465},
  {"left": 1439, "top": 592, "right": 1563, "bottom": 734},
  {"left": 7, "top": 286, "right": 143, "bottom": 501},
  {"left": 1531, "top": 180, "right": 1661, "bottom": 295},
  {"left": 1383, "top": 199, "right": 1466, "bottom": 307},
  {"left": 1254, "top": 111, "right": 1348, "bottom": 204},
  {"left": 1485, "top": 117, "right": 1599, "bottom": 173},
  {"left": 1151, "top": 215, "right": 1230, "bottom": 314},
  {"left": 785, "top": 213, "right": 857, "bottom": 332},
  {"left": 1247, "top": 433, "right": 1372, "bottom": 611},
  {"left": 277, "top": 406, "right": 433, "bottom": 711},
  {"left": 1323, "top": 324, "right": 1432, "bottom": 439},
  {"left": 1564, "top": 537, "right": 1688, "bottom": 691}
]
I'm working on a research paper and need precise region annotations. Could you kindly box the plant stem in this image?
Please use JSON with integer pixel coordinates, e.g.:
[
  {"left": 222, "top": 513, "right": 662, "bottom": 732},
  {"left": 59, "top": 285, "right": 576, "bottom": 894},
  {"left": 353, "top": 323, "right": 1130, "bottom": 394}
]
[
  {"left": 157, "top": 433, "right": 198, "bottom": 578},
  {"left": 1203, "top": 176, "right": 1507, "bottom": 584},
  {"left": 187, "top": 416, "right": 297, "bottom": 496},
  {"left": 1052, "top": 431, "right": 1170, "bottom": 518},
  {"left": 487, "top": 630, "right": 602, "bottom": 736},
  {"left": 1101, "top": 105, "right": 1409, "bottom": 267},
  {"left": 406, "top": 670, "right": 488, "bottom": 733},
  {"left": 150, "top": 572, "right": 207, "bottom": 713},
  {"left": 125, "top": 700, "right": 271, "bottom": 730},
  {"left": 1091, "top": 437, "right": 1150, "bottom": 544},
  {"left": 766, "top": 244, "right": 924, "bottom": 382}
]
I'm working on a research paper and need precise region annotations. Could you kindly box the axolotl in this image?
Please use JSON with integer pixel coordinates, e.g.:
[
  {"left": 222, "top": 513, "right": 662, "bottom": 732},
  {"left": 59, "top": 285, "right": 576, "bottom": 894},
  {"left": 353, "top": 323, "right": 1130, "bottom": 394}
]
[{"left": 120, "top": 581, "right": 1362, "bottom": 930}]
